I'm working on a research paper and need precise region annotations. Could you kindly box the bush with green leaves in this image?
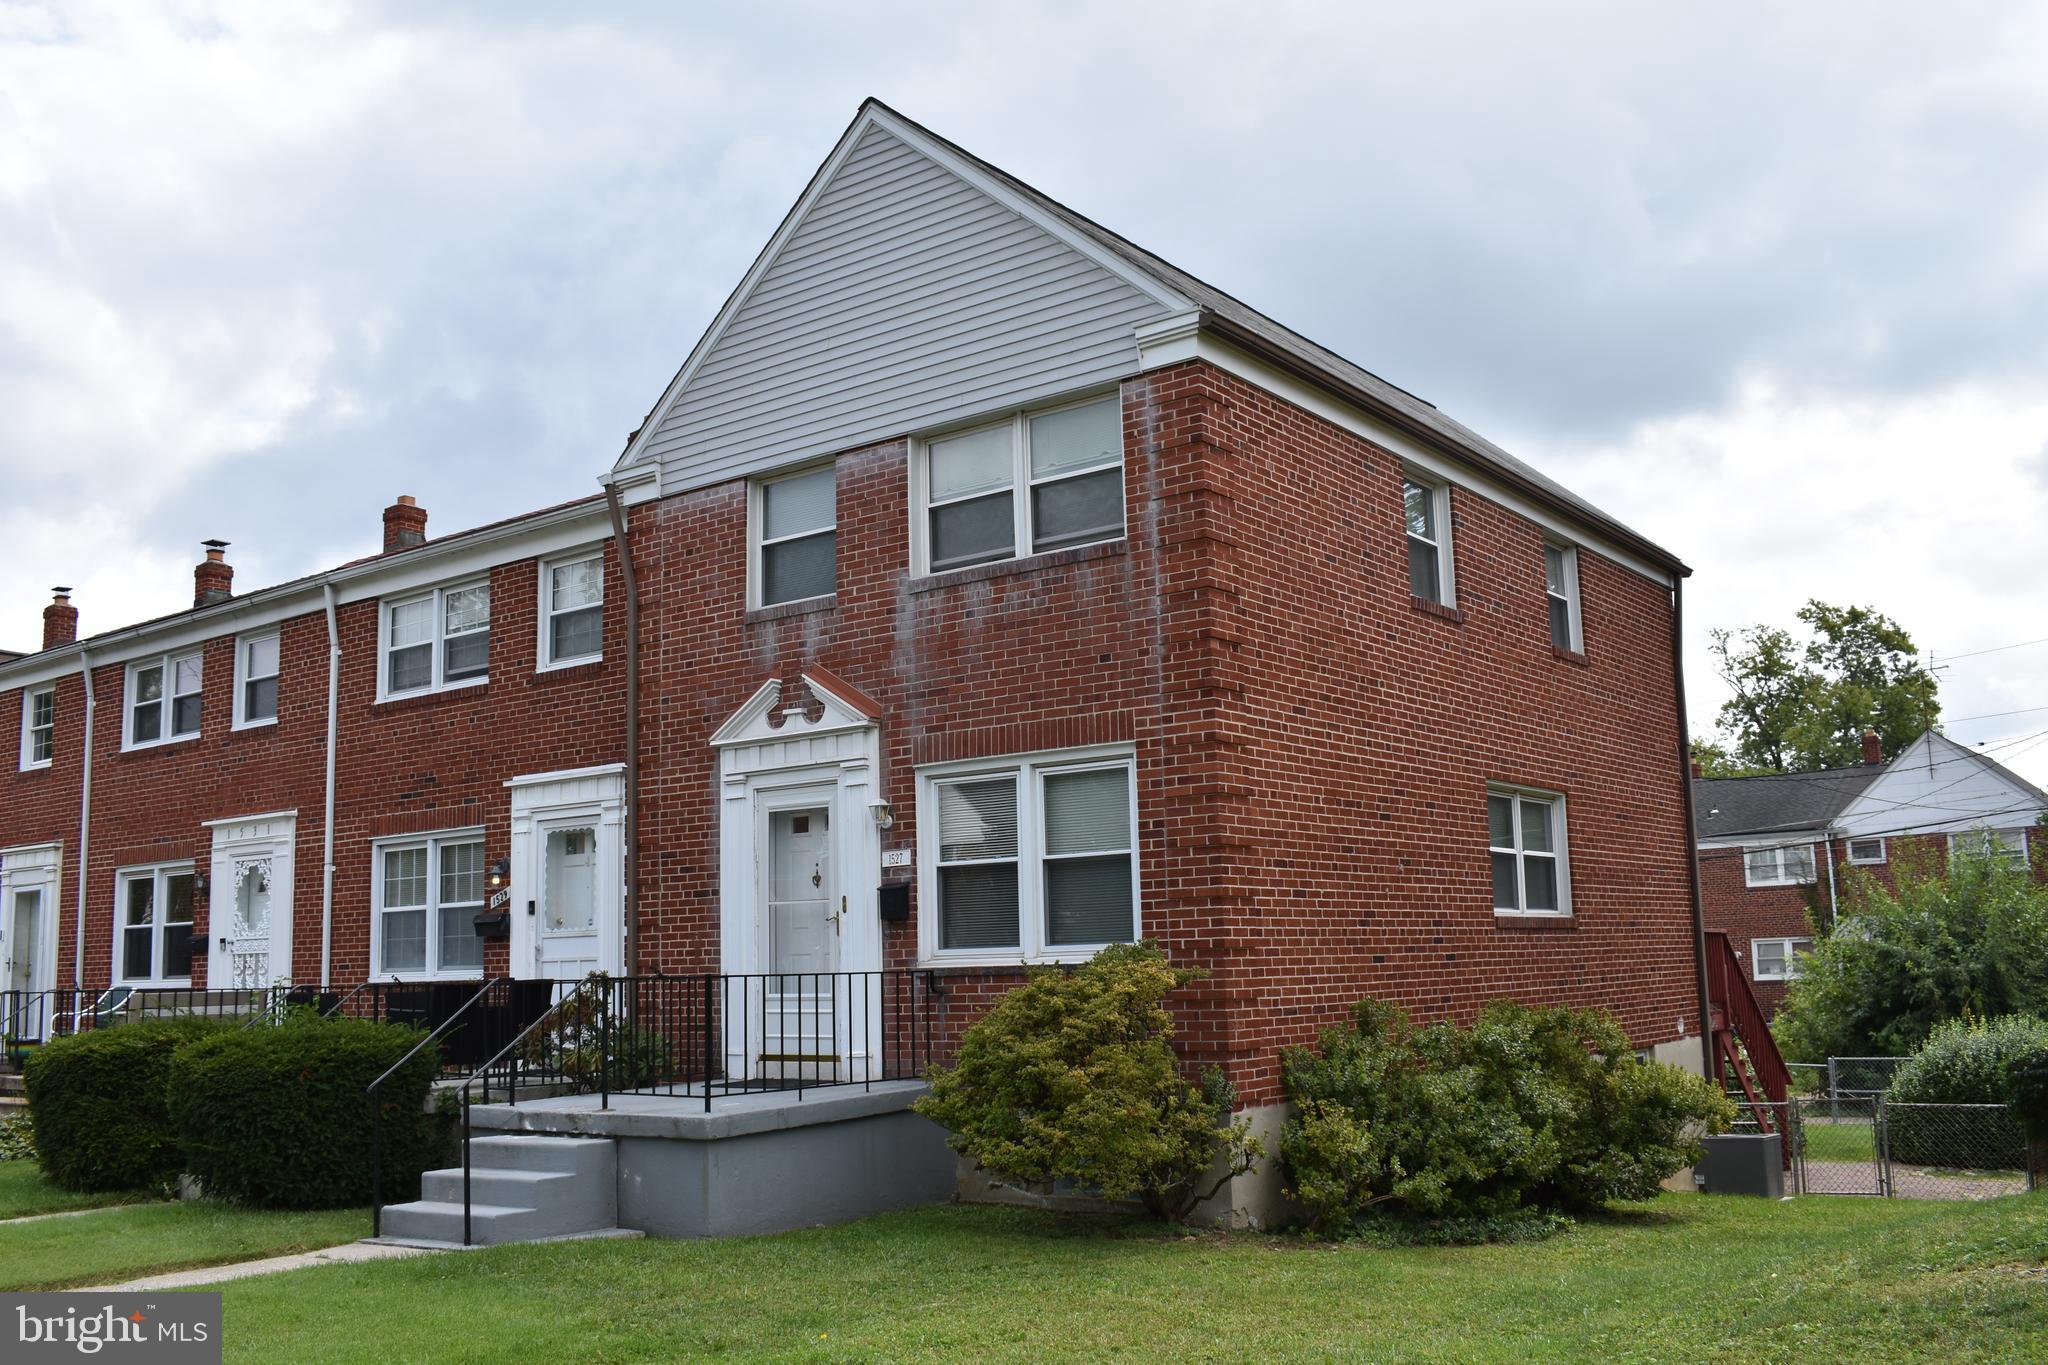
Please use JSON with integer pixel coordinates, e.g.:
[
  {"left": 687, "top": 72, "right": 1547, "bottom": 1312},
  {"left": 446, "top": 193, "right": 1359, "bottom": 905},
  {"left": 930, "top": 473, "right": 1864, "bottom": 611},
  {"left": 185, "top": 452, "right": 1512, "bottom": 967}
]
[
  {"left": 1884, "top": 1014, "right": 2046, "bottom": 1169},
  {"left": 0, "top": 1111, "right": 38, "bottom": 1162},
  {"left": 914, "top": 942, "right": 1260, "bottom": 1221},
  {"left": 1774, "top": 836, "right": 2048, "bottom": 1061},
  {"left": 167, "top": 1015, "right": 439, "bottom": 1208},
  {"left": 1280, "top": 998, "right": 1731, "bottom": 1233},
  {"left": 24, "top": 1018, "right": 227, "bottom": 1192}
]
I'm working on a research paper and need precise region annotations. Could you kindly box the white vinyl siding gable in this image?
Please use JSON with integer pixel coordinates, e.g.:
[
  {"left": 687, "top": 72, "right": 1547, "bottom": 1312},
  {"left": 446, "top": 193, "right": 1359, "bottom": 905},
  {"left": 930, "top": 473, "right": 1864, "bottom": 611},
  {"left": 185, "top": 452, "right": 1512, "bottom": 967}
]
[{"left": 631, "top": 123, "right": 1169, "bottom": 497}]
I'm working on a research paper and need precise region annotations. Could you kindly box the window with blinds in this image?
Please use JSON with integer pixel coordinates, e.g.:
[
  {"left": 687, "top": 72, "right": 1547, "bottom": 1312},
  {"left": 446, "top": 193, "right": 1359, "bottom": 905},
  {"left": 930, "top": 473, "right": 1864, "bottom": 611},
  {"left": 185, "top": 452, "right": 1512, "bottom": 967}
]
[{"left": 926, "top": 753, "right": 1137, "bottom": 960}]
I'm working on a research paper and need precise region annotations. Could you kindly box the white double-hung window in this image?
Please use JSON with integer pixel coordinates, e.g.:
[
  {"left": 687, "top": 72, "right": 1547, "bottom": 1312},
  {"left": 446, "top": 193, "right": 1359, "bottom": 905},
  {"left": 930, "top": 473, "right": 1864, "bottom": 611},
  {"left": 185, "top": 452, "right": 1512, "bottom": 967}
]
[
  {"left": 1744, "top": 842, "right": 1817, "bottom": 887},
  {"left": 374, "top": 832, "right": 486, "bottom": 976},
  {"left": 919, "top": 395, "right": 1124, "bottom": 574},
  {"left": 126, "top": 652, "right": 202, "bottom": 748},
  {"left": 1948, "top": 828, "right": 2028, "bottom": 866},
  {"left": 921, "top": 750, "right": 1138, "bottom": 962},
  {"left": 1544, "top": 544, "right": 1581, "bottom": 650},
  {"left": 234, "top": 633, "right": 280, "bottom": 727},
  {"left": 1403, "top": 475, "right": 1454, "bottom": 605},
  {"left": 115, "top": 864, "right": 196, "bottom": 985},
  {"left": 20, "top": 686, "right": 54, "bottom": 769},
  {"left": 1751, "top": 937, "right": 1813, "bottom": 981},
  {"left": 753, "top": 466, "right": 836, "bottom": 606},
  {"left": 1488, "top": 786, "right": 1570, "bottom": 915},
  {"left": 541, "top": 553, "right": 604, "bottom": 666},
  {"left": 382, "top": 581, "right": 490, "bottom": 697}
]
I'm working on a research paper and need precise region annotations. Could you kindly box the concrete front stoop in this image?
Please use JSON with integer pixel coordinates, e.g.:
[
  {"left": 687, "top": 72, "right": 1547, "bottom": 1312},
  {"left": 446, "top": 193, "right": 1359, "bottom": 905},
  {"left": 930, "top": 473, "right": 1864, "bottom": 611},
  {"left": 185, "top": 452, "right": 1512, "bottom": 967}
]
[{"left": 377, "top": 1134, "right": 620, "bottom": 1246}]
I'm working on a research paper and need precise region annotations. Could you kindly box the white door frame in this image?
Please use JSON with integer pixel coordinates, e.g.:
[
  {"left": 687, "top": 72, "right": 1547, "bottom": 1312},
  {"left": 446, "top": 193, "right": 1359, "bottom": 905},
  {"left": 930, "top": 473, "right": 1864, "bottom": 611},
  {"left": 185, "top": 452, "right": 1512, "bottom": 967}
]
[
  {"left": 506, "top": 764, "right": 626, "bottom": 981},
  {"left": 712, "top": 673, "right": 884, "bottom": 1080},
  {"left": 1, "top": 843, "right": 62, "bottom": 1023},
  {"left": 202, "top": 812, "right": 296, "bottom": 989}
]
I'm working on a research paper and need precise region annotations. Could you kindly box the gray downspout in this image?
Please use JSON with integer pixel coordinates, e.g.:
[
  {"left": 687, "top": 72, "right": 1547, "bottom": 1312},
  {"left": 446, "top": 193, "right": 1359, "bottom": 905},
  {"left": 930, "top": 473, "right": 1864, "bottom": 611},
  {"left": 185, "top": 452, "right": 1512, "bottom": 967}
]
[
  {"left": 72, "top": 649, "right": 94, "bottom": 991},
  {"left": 1671, "top": 579, "right": 1716, "bottom": 1080},
  {"left": 321, "top": 584, "right": 340, "bottom": 988},
  {"left": 604, "top": 485, "right": 641, "bottom": 976}
]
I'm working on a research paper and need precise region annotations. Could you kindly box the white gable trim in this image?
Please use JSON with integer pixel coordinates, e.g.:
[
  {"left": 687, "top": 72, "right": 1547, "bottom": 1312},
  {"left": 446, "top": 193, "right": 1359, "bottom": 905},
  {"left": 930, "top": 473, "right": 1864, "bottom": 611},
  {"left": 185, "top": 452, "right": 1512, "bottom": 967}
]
[
  {"left": 710, "top": 672, "right": 878, "bottom": 749},
  {"left": 610, "top": 102, "right": 1190, "bottom": 478},
  {"left": 1831, "top": 730, "right": 2048, "bottom": 839}
]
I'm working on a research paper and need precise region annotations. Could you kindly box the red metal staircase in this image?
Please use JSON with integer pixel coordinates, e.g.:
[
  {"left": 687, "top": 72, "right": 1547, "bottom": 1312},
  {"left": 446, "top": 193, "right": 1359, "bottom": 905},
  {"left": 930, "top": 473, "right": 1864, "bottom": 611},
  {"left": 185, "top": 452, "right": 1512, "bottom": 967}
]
[{"left": 1704, "top": 931, "right": 1792, "bottom": 1163}]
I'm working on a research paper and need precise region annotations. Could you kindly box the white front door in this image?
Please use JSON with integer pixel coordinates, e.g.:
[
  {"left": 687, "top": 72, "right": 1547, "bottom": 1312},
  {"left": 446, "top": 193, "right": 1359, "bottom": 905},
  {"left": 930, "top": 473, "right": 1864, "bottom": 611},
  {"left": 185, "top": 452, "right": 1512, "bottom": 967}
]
[
  {"left": 205, "top": 813, "right": 295, "bottom": 990},
  {"left": 7, "top": 886, "right": 43, "bottom": 996},
  {"left": 763, "top": 802, "right": 840, "bottom": 1077},
  {"left": 536, "top": 820, "right": 602, "bottom": 980},
  {"left": 222, "top": 861, "right": 275, "bottom": 990}
]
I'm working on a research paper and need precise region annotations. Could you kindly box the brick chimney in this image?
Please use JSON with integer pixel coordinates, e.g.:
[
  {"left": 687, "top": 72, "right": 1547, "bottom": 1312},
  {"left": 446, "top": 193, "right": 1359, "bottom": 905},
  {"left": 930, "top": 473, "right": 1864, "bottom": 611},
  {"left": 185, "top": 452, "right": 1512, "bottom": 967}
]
[
  {"left": 1861, "top": 729, "right": 1883, "bottom": 766},
  {"left": 42, "top": 588, "right": 78, "bottom": 650},
  {"left": 194, "top": 540, "right": 234, "bottom": 606},
  {"left": 1689, "top": 758, "right": 1703, "bottom": 779},
  {"left": 383, "top": 495, "right": 428, "bottom": 552}
]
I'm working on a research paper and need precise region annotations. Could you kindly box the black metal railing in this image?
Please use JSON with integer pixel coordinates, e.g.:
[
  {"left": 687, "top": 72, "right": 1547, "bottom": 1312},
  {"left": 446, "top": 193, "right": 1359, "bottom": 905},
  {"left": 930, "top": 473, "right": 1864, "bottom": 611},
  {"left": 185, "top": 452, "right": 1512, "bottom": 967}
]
[
  {"left": 2, "top": 986, "right": 275, "bottom": 1045},
  {"left": 425, "top": 971, "right": 947, "bottom": 1245}
]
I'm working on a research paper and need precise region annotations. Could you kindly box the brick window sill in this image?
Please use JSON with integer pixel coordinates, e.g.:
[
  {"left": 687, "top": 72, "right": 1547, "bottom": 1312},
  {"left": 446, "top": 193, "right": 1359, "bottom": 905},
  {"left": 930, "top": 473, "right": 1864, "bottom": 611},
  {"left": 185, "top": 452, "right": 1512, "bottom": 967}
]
[
  {"left": 910, "top": 540, "right": 1127, "bottom": 595},
  {"left": 746, "top": 595, "right": 838, "bottom": 625},
  {"left": 1493, "top": 911, "right": 1576, "bottom": 930},
  {"left": 372, "top": 684, "right": 490, "bottom": 714},
  {"left": 1551, "top": 645, "right": 1590, "bottom": 667},
  {"left": 1410, "top": 595, "right": 1465, "bottom": 624}
]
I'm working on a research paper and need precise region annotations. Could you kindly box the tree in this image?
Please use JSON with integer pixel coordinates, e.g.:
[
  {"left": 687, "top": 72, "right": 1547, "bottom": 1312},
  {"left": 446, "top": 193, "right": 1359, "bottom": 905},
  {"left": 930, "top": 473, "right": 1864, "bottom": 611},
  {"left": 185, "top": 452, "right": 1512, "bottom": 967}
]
[
  {"left": 1707, "top": 601, "right": 1940, "bottom": 773},
  {"left": 1772, "top": 839, "right": 2048, "bottom": 1061}
]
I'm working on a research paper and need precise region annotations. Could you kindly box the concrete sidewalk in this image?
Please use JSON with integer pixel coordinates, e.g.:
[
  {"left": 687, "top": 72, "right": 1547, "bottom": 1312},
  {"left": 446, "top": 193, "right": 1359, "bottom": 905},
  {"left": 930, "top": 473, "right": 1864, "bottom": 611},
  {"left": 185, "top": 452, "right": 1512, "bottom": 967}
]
[{"left": 81, "top": 1240, "right": 440, "bottom": 1291}]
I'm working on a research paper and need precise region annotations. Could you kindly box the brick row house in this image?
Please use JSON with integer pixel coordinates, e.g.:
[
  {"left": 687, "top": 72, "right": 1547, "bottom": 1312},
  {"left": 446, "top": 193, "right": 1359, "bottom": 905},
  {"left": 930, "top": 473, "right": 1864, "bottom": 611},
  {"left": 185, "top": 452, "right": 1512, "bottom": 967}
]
[
  {"left": 1695, "top": 729, "right": 2047, "bottom": 1013},
  {"left": 1, "top": 102, "right": 1712, "bottom": 1216}
]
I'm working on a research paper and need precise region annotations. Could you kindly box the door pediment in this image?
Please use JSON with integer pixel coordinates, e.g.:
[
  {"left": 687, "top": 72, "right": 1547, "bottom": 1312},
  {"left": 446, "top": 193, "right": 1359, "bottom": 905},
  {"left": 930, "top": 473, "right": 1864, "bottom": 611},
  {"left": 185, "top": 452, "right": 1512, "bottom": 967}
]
[{"left": 712, "top": 671, "right": 881, "bottom": 749}]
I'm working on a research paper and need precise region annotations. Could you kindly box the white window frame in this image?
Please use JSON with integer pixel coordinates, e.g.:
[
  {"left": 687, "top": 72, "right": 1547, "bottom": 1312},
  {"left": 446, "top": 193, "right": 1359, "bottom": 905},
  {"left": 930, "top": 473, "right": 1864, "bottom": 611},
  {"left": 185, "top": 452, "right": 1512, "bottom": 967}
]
[
  {"left": 1845, "top": 835, "right": 1887, "bottom": 866},
  {"left": 1750, "top": 936, "right": 1813, "bottom": 982},
  {"left": 537, "top": 549, "right": 605, "bottom": 670},
  {"left": 909, "top": 391, "right": 1126, "bottom": 577},
  {"left": 1487, "top": 783, "right": 1572, "bottom": 917},
  {"left": 1744, "top": 842, "right": 1818, "bottom": 887},
  {"left": 377, "top": 579, "right": 491, "bottom": 701},
  {"left": 915, "top": 745, "right": 1140, "bottom": 966},
  {"left": 232, "top": 632, "right": 281, "bottom": 730},
  {"left": 748, "top": 463, "right": 837, "bottom": 610},
  {"left": 1544, "top": 542, "right": 1582, "bottom": 652},
  {"left": 1947, "top": 828, "right": 2028, "bottom": 866},
  {"left": 369, "top": 828, "right": 488, "bottom": 980},
  {"left": 19, "top": 685, "right": 54, "bottom": 770},
  {"left": 123, "top": 650, "right": 203, "bottom": 751},
  {"left": 112, "top": 862, "right": 196, "bottom": 986},
  {"left": 1402, "top": 472, "right": 1456, "bottom": 607}
]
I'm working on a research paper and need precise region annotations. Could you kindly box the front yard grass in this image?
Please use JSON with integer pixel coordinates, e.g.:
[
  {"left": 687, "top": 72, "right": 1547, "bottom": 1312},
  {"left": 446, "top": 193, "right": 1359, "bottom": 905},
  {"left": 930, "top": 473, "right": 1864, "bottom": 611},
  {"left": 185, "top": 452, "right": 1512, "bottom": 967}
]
[
  {"left": 0, "top": 1197, "right": 366, "bottom": 1290},
  {"left": 0, "top": 1160, "right": 155, "bottom": 1220},
  {"left": 213, "top": 1191, "right": 2048, "bottom": 1362}
]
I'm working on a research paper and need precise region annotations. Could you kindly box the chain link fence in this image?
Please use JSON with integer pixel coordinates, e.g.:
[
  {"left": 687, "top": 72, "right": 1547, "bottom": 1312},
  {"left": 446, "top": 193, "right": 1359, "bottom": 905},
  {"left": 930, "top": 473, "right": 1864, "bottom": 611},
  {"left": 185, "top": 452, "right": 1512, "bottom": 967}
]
[
  {"left": 1827, "top": 1056, "right": 1904, "bottom": 1097},
  {"left": 1721, "top": 1094, "right": 2032, "bottom": 1201}
]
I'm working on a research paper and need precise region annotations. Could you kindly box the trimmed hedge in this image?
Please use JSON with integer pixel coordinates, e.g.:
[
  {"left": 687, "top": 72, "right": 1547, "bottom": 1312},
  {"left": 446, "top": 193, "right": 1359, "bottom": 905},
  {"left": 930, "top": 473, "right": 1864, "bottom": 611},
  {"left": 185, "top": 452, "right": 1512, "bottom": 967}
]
[
  {"left": 167, "top": 1016, "right": 439, "bottom": 1209},
  {"left": 1885, "top": 1014, "right": 2047, "bottom": 1169},
  {"left": 23, "top": 1018, "right": 228, "bottom": 1192}
]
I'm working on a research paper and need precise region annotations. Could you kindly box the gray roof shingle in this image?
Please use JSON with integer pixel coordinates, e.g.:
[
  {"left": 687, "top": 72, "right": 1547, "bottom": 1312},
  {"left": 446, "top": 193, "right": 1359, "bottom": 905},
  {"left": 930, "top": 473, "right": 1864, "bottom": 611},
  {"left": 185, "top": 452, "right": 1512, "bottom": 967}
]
[{"left": 1692, "top": 766, "right": 1884, "bottom": 840}]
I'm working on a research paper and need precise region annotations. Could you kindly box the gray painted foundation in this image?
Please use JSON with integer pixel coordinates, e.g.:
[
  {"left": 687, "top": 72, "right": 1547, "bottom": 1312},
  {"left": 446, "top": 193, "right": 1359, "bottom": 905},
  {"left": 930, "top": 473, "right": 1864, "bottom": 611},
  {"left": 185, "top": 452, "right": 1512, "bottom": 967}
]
[{"left": 467, "top": 1081, "right": 957, "bottom": 1240}]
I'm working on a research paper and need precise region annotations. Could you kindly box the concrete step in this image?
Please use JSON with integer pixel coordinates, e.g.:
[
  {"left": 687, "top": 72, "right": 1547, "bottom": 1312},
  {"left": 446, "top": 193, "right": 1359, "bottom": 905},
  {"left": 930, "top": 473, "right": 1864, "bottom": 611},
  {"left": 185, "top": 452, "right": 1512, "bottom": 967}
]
[
  {"left": 421, "top": 1167, "right": 598, "bottom": 1220},
  {"left": 466, "top": 1134, "right": 614, "bottom": 1178},
  {"left": 378, "top": 1199, "right": 562, "bottom": 1246},
  {"left": 379, "top": 1136, "right": 619, "bottom": 1246}
]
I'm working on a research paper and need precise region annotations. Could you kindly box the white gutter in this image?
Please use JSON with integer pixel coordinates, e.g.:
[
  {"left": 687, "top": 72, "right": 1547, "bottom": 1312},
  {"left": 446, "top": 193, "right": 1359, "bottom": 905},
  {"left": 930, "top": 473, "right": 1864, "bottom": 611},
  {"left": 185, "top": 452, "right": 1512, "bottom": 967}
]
[
  {"left": 320, "top": 584, "right": 340, "bottom": 988},
  {"left": 71, "top": 649, "right": 94, "bottom": 991}
]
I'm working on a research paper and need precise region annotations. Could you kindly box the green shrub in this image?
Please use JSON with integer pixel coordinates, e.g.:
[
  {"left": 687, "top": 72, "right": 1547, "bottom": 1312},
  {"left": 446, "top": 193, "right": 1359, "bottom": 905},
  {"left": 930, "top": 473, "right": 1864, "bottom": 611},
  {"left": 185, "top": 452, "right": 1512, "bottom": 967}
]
[
  {"left": 1345, "top": 1205, "right": 1574, "bottom": 1247},
  {"left": 2010, "top": 1049, "right": 2048, "bottom": 1135},
  {"left": 24, "top": 1019, "right": 226, "bottom": 1192},
  {"left": 0, "top": 1111, "right": 37, "bottom": 1162},
  {"left": 1280, "top": 999, "right": 1731, "bottom": 1234},
  {"left": 167, "top": 1015, "right": 439, "bottom": 1209},
  {"left": 526, "top": 991, "right": 677, "bottom": 1090},
  {"left": 1884, "top": 1015, "right": 2046, "bottom": 1169},
  {"left": 914, "top": 942, "right": 1260, "bottom": 1220}
]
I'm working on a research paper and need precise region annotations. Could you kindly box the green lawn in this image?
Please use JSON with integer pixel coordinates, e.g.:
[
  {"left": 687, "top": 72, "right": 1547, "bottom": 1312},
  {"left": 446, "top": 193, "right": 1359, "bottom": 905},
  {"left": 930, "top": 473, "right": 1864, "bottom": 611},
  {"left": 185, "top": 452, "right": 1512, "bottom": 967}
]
[
  {"left": 0, "top": 1197, "right": 366, "bottom": 1291},
  {"left": 210, "top": 1193, "right": 2048, "bottom": 1363},
  {"left": 0, "top": 1160, "right": 155, "bottom": 1220}
]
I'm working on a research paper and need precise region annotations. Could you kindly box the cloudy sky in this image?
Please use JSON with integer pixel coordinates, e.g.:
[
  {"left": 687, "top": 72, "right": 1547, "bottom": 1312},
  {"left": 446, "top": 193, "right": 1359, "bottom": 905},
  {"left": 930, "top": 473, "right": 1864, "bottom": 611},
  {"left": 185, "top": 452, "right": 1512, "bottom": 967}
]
[{"left": 3, "top": 1, "right": 2045, "bottom": 782}]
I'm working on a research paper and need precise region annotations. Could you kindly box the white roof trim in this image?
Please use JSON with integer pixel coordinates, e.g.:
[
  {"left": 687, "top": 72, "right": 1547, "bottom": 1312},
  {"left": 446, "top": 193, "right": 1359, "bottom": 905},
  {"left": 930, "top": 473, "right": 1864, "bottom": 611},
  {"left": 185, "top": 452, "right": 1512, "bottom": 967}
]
[{"left": 610, "top": 102, "right": 1190, "bottom": 478}]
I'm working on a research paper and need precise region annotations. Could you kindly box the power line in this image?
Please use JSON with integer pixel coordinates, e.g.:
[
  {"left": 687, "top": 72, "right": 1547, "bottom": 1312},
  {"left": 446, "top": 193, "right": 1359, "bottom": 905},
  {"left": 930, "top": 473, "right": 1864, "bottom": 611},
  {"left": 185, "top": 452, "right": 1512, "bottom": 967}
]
[
  {"left": 1944, "top": 703, "right": 2048, "bottom": 725},
  {"left": 1933, "top": 635, "right": 2048, "bottom": 664}
]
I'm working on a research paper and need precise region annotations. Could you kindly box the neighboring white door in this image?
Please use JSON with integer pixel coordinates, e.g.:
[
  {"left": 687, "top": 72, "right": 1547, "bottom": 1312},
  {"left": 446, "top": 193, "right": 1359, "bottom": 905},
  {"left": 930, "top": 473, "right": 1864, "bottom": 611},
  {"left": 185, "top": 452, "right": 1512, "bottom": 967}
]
[
  {"left": 205, "top": 813, "right": 296, "bottom": 991},
  {"left": 536, "top": 821, "right": 602, "bottom": 980},
  {"left": 7, "top": 886, "right": 43, "bottom": 995},
  {"left": 760, "top": 803, "right": 843, "bottom": 1077}
]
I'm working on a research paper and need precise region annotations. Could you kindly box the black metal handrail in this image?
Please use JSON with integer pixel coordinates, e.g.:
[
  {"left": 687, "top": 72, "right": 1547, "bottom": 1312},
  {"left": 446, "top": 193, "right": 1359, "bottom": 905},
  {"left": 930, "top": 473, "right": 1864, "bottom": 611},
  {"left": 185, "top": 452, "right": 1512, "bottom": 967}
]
[{"left": 366, "top": 976, "right": 512, "bottom": 1239}]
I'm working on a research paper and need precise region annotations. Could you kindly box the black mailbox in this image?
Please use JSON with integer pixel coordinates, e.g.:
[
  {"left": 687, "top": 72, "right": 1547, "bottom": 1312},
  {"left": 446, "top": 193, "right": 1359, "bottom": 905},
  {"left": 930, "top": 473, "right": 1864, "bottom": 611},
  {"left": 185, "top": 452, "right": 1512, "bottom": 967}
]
[
  {"left": 472, "top": 909, "right": 511, "bottom": 940},
  {"left": 878, "top": 883, "right": 912, "bottom": 922}
]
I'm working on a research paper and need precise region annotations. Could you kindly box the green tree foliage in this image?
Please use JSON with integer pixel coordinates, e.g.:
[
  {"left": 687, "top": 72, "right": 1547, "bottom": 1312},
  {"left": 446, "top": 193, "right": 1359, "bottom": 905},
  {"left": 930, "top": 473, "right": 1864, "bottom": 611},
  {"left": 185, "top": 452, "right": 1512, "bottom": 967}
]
[
  {"left": 914, "top": 943, "right": 1260, "bottom": 1221},
  {"left": 1884, "top": 1015, "right": 2046, "bottom": 1168},
  {"left": 1774, "top": 839, "right": 2048, "bottom": 1061},
  {"left": 1279, "top": 999, "right": 1731, "bottom": 1234},
  {"left": 1707, "top": 601, "right": 1940, "bottom": 773}
]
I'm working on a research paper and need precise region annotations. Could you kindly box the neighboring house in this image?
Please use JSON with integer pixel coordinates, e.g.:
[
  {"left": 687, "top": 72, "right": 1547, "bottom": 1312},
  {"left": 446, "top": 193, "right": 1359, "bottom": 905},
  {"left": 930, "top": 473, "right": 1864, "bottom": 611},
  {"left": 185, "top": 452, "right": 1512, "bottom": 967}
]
[
  {"left": 1695, "top": 729, "right": 2048, "bottom": 1013},
  {"left": 0, "top": 101, "right": 1709, "bottom": 1219}
]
